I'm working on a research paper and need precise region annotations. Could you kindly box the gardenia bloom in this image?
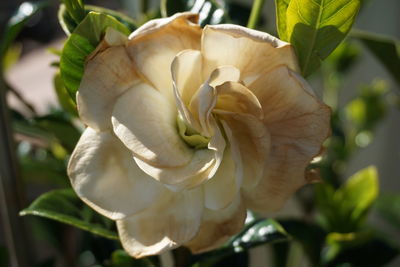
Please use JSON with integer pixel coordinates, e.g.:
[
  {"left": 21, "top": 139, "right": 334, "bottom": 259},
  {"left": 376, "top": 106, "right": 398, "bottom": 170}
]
[{"left": 68, "top": 13, "right": 330, "bottom": 258}]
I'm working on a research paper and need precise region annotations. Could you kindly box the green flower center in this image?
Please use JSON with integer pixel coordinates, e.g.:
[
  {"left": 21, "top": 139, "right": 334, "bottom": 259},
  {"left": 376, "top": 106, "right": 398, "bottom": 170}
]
[{"left": 177, "top": 115, "right": 210, "bottom": 149}]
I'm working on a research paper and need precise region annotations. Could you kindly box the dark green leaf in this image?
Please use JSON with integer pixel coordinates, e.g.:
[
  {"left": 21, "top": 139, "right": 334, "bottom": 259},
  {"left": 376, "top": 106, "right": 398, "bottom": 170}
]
[
  {"left": 275, "top": 0, "right": 291, "bottom": 40},
  {"left": 110, "top": 250, "right": 157, "bottom": 267},
  {"left": 161, "top": 0, "right": 227, "bottom": 26},
  {"left": 60, "top": 11, "right": 130, "bottom": 100},
  {"left": 375, "top": 193, "right": 400, "bottom": 232},
  {"left": 351, "top": 29, "right": 400, "bottom": 87},
  {"left": 0, "top": 1, "right": 48, "bottom": 66},
  {"left": 62, "top": 0, "right": 86, "bottom": 25},
  {"left": 286, "top": 0, "right": 361, "bottom": 76},
  {"left": 20, "top": 189, "right": 118, "bottom": 240}
]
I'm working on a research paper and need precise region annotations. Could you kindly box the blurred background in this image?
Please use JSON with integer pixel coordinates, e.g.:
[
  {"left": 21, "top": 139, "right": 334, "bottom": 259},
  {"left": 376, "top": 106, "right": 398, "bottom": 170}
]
[{"left": 0, "top": 0, "right": 399, "bottom": 266}]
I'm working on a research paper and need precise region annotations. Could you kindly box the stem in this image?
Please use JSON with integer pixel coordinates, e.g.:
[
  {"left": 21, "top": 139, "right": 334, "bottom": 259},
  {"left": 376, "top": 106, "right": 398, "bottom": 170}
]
[
  {"left": 6, "top": 82, "right": 37, "bottom": 115},
  {"left": 247, "top": 0, "right": 266, "bottom": 29}
]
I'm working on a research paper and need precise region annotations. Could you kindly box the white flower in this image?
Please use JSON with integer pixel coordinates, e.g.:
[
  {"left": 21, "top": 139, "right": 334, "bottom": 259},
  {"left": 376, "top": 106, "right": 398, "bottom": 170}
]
[{"left": 68, "top": 13, "right": 330, "bottom": 258}]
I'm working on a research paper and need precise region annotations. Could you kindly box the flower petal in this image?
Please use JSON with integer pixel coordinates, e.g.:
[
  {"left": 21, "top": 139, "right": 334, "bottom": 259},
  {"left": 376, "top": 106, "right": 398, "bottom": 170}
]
[
  {"left": 77, "top": 44, "right": 137, "bottom": 131},
  {"left": 203, "top": 147, "right": 241, "bottom": 210},
  {"left": 186, "top": 194, "right": 246, "bottom": 253},
  {"left": 112, "top": 83, "right": 193, "bottom": 167},
  {"left": 215, "top": 81, "right": 263, "bottom": 119},
  {"left": 243, "top": 66, "right": 331, "bottom": 212},
  {"left": 117, "top": 188, "right": 203, "bottom": 258},
  {"left": 208, "top": 65, "right": 241, "bottom": 88},
  {"left": 201, "top": 24, "right": 299, "bottom": 85},
  {"left": 215, "top": 111, "right": 270, "bottom": 190},
  {"left": 67, "top": 128, "right": 165, "bottom": 220},
  {"left": 126, "top": 13, "right": 201, "bottom": 103}
]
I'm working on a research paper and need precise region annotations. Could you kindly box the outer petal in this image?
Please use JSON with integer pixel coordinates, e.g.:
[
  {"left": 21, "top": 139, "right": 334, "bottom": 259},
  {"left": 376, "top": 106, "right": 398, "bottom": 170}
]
[
  {"left": 201, "top": 24, "right": 299, "bottom": 85},
  {"left": 244, "top": 66, "right": 331, "bottom": 212},
  {"left": 126, "top": 13, "right": 202, "bottom": 103},
  {"left": 186, "top": 194, "right": 246, "bottom": 253},
  {"left": 112, "top": 83, "right": 193, "bottom": 167},
  {"left": 67, "top": 128, "right": 165, "bottom": 220},
  {"left": 77, "top": 39, "right": 137, "bottom": 131},
  {"left": 117, "top": 188, "right": 203, "bottom": 258}
]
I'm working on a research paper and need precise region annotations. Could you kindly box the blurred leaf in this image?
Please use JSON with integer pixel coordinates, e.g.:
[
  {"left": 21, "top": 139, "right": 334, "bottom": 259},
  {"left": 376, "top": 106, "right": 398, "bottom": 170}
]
[
  {"left": 20, "top": 188, "right": 118, "bottom": 240},
  {"left": 2, "top": 44, "right": 22, "bottom": 71},
  {"left": 351, "top": 29, "right": 400, "bottom": 87},
  {"left": 0, "top": 1, "right": 48, "bottom": 66},
  {"left": 286, "top": 0, "right": 361, "bottom": 76},
  {"left": 33, "top": 113, "right": 81, "bottom": 152},
  {"left": 316, "top": 166, "right": 379, "bottom": 232},
  {"left": 275, "top": 0, "right": 290, "bottom": 41},
  {"left": 53, "top": 72, "right": 78, "bottom": 116},
  {"left": 161, "top": 0, "right": 227, "bottom": 26},
  {"left": 58, "top": 4, "right": 137, "bottom": 35},
  {"left": 326, "top": 40, "right": 360, "bottom": 73},
  {"left": 110, "top": 250, "right": 157, "bottom": 267},
  {"left": 60, "top": 12, "right": 130, "bottom": 100},
  {"left": 375, "top": 193, "right": 400, "bottom": 232},
  {"left": 324, "top": 236, "right": 399, "bottom": 267}
]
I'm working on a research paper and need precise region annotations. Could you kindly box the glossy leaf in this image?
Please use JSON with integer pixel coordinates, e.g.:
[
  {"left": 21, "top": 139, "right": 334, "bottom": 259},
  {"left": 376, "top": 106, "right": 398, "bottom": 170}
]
[
  {"left": 351, "top": 29, "right": 400, "bottom": 87},
  {"left": 58, "top": 4, "right": 137, "bottom": 36},
  {"left": 275, "top": 0, "right": 291, "bottom": 41},
  {"left": 20, "top": 189, "right": 118, "bottom": 240},
  {"left": 286, "top": 0, "right": 361, "bottom": 76},
  {"left": 0, "top": 1, "right": 47, "bottom": 67},
  {"left": 60, "top": 11, "right": 130, "bottom": 100},
  {"left": 161, "top": 0, "right": 227, "bottom": 26}
]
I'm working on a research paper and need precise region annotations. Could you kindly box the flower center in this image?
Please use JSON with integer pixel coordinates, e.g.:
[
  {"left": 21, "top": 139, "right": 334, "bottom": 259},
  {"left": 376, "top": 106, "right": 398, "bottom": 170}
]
[{"left": 177, "top": 115, "right": 210, "bottom": 149}]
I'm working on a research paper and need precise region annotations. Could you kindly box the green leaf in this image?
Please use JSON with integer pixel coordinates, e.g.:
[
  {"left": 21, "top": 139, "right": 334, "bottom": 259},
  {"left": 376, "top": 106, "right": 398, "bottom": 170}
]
[
  {"left": 275, "top": 0, "right": 291, "bottom": 41},
  {"left": 60, "top": 11, "right": 130, "bottom": 100},
  {"left": 351, "top": 30, "right": 400, "bottom": 87},
  {"left": 161, "top": 0, "right": 227, "bottom": 26},
  {"left": 54, "top": 72, "right": 78, "bottom": 116},
  {"left": 316, "top": 166, "right": 379, "bottom": 232},
  {"left": 286, "top": 0, "right": 361, "bottom": 76},
  {"left": 0, "top": 1, "right": 48, "bottom": 67},
  {"left": 62, "top": 0, "right": 86, "bottom": 25},
  {"left": 58, "top": 4, "right": 137, "bottom": 35},
  {"left": 20, "top": 189, "right": 118, "bottom": 240},
  {"left": 375, "top": 193, "right": 400, "bottom": 232},
  {"left": 110, "top": 250, "right": 157, "bottom": 267}
]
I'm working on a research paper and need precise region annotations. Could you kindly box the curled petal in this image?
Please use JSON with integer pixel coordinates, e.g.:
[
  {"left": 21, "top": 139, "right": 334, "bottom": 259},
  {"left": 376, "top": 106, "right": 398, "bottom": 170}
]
[
  {"left": 208, "top": 65, "right": 241, "bottom": 88},
  {"left": 78, "top": 41, "right": 137, "bottom": 131},
  {"left": 112, "top": 83, "right": 193, "bottom": 167},
  {"left": 244, "top": 66, "right": 331, "bottom": 212},
  {"left": 201, "top": 24, "right": 299, "bottom": 85},
  {"left": 186, "top": 194, "right": 246, "bottom": 253},
  {"left": 127, "top": 13, "right": 202, "bottom": 103},
  {"left": 68, "top": 128, "right": 165, "bottom": 220},
  {"left": 117, "top": 188, "right": 203, "bottom": 258}
]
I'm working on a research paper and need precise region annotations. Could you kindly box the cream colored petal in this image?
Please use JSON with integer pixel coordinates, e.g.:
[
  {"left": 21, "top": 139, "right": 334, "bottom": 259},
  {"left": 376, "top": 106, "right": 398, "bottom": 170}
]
[
  {"left": 189, "top": 83, "right": 217, "bottom": 136},
  {"left": 77, "top": 45, "right": 137, "bottom": 131},
  {"left": 171, "top": 49, "right": 203, "bottom": 132},
  {"left": 112, "top": 83, "right": 193, "bottom": 167},
  {"left": 215, "top": 112, "right": 270, "bottom": 190},
  {"left": 201, "top": 24, "right": 299, "bottom": 84},
  {"left": 133, "top": 149, "right": 215, "bottom": 190},
  {"left": 186, "top": 194, "right": 246, "bottom": 253},
  {"left": 203, "top": 146, "right": 241, "bottom": 210},
  {"left": 243, "top": 66, "right": 331, "bottom": 212},
  {"left": 117, "top": 188, "right": 203, "bottom": 258},
  {"left": 208, "top": 65, "right": 241, "bottom": 88},
  {"left": 67, "top": 128, "right": 165, "bottom": 220},
  {"left": 215, "top": 81, "right": 263, "bottom": 119},
  {"left": 126, "top": 13, "right": 201, "bottom": 103}
]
